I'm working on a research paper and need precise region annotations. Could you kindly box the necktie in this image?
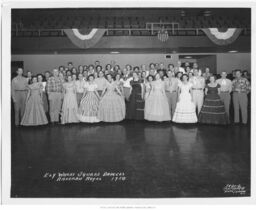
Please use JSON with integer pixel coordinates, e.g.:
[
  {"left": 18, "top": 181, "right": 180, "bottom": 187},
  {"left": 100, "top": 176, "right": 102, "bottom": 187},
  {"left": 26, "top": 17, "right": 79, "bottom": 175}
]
[{"left": 169, "top": 79, "right": 172, "bottom": 91}]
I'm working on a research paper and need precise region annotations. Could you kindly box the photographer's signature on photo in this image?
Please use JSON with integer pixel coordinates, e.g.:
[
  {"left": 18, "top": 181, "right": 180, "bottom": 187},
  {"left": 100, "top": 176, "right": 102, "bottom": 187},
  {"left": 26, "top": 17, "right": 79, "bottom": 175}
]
[{"left": 223, "top": 184, "right": 246, "bottom": 195}]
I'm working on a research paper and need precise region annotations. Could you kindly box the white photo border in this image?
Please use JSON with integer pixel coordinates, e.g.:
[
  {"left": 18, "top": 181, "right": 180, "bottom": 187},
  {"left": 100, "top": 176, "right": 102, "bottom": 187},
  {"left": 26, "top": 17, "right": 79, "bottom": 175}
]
[{"left": 1, "top": 0, "right": 256, "bottom": 205}]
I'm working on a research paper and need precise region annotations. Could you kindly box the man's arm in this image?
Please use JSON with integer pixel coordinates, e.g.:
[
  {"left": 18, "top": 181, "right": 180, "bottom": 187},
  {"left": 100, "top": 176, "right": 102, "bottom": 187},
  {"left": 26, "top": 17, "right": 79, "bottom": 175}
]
[
  {"left": 201, "top": 77, "right": 206, "bottom": 88},
  {"left": 231, "top": 79, "right": 236, "bottom": 91},
  {"left": 228, "top": 80, "right": 232, "bottom": 93},
  {"left": 245, "top": 79, "right": 250, "bottom": 94}
]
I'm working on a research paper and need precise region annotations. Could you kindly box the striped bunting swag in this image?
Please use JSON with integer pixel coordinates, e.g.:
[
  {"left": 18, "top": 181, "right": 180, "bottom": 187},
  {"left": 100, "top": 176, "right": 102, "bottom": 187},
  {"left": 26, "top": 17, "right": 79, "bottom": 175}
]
[{"left": 64, "top": 28, "right": 107, "bottom": 49}]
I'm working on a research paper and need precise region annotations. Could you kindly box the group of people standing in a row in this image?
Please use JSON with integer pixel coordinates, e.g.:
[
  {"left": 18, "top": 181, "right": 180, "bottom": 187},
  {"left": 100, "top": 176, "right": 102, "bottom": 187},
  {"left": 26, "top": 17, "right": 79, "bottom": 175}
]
[{"left": 11, "top": 61, "right": 250, "bottom": 127}]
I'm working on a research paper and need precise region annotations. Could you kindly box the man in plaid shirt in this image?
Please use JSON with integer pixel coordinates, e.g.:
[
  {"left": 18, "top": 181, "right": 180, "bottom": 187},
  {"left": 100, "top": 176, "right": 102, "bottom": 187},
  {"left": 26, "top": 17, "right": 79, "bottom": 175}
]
[
  {"left": 46, "top": 69, "right": 63, "bottom": 123},
  {"left": 232, "top": 69, "right": 250, "bottom": 124}
]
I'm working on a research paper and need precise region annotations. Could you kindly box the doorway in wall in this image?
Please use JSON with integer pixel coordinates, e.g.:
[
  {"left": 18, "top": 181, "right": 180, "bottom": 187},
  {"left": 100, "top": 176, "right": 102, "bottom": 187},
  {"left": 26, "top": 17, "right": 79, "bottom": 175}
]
[{"left": 179, "top": 55, "right": 217, "bottom": 75}]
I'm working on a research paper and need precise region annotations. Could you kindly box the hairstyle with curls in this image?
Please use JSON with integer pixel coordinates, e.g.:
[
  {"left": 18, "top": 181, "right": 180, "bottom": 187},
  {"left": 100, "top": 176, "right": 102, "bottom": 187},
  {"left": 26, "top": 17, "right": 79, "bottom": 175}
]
[
  {"left": 175, "top": 71, "right": 183, "bottom": 78},
  {"left": 181, "top": 73, "right": 189, "bottom": 81},
  {"left": 147, "top": 75, "right": 154, "bottom": 81},
  {"left": 29, "top": 76, "right": 38, "bottom": 84},
  {"left": 209, "top": 74, "right": 217, "bottom": 81},
  {"left": 36, "top": 73, "right": 46, "bottom": 81},
  {"left": 105, "top": 73, "right": 114, "bottom": 80},
  {"left": 96, "top": 65, "right": 103, "bottom": 71},
  {"left": 88, "top": 74, "right": 95, "bottom": 80}
]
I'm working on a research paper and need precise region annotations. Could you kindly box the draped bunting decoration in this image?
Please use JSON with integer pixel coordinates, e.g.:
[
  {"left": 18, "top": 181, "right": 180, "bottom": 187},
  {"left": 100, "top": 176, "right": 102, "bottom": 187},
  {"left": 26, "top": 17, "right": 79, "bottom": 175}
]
[
  {"left": 202, "top": 28, "right": 242, "bottom": 45},
  {"left": 64, "top": 28, "right": 107, "bottom": 49}
]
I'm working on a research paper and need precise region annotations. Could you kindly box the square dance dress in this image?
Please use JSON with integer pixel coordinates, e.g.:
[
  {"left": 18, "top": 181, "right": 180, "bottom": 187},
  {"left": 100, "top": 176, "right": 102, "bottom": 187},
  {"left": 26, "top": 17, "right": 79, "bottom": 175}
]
[
  {"left": 21, "top": 83, "right": 48, "bottom": 126},
  {"left": 144, "top": 80, "right": 171, "bottom": 122},
  {"left": 172, "top": 82, "right": 198, "bottom": 123},
  {"left": 61, "top": 82, "right": 79, "bottom": 124},
  {"left": 198, "top": 84, "right": 228, "bottom": 125},
  {"left": 98, "top": 81, "right": 126, "bottom": 122},
  {"left": 77, "top": 82, "right": 100, "bottom": 123},
  {"left": 126, "top": 80, "right": 145, "bottom": 120}
]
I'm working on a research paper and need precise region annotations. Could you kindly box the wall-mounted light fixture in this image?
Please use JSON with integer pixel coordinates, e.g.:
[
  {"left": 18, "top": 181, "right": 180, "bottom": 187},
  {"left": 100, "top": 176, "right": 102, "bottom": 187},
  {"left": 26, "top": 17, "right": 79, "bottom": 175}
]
[{"left": 228, "top": 50, "right": 238, "bottom": 53}]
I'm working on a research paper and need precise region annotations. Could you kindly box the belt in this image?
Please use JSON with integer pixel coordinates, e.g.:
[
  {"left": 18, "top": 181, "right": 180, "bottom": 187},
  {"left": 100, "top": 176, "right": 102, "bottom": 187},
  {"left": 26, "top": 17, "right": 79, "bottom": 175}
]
[
  {"left": 220, "top": 91, "right": 230, "bottom": 93},
  {"left": 192, "top": 88, "right": 203, "bottom": 90},
  {"left": 165, "top": 90, "right": 177, "bottom": 93},
  {"left": 233, "top": 91, "right": 247, "bottom": 93}
]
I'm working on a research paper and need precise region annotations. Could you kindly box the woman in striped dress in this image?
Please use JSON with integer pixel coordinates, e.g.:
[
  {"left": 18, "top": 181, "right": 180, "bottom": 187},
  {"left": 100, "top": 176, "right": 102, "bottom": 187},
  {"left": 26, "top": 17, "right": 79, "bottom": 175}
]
[
  {"left": 77, "top": 75, "right": 101, "bottom": 123},
  {"left": 98, "top": 74, "right": 125, "bottom": 122},
  {"left": 198, "top": 75, "right": 228, "bottom": 124}
]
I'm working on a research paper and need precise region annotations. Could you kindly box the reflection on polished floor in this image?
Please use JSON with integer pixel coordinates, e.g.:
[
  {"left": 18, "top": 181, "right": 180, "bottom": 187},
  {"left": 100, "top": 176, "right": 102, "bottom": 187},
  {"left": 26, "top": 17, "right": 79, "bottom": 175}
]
[{"left": 11, "top": 121, "right": 250, "bottom": 198}]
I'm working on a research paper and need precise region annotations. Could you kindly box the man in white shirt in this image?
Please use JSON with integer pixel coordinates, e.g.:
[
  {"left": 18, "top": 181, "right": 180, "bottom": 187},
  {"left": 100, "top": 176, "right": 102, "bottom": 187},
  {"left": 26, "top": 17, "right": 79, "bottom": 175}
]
[
  {"left": 165, "top": 70, "right": 180, "bottom": 119},
  {"left": 190, "top": 69, "right": 205, "bottom": 114},
  {"left": 11, "top": 68, "right": 28, "bottom": 126},
  {"left": 177, "top": 60, "right": 185, "bottom": 73},
  {"left": 216, "top": 71, "right": 232, "bottom": 119},
  {"left": 75, "top": 73, "right": 86, "bottom": 105}
]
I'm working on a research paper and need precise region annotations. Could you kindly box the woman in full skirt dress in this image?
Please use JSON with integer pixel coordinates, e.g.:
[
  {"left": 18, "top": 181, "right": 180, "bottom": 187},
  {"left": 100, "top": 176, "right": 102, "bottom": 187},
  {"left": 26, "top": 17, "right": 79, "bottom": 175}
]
[
  {"left": 98, "top": 74, "right": 126, "bottom": 122},
  {"left": 198, "top": 75, "right": 229, "bottom": 125},
  {"left": 21, "top": 77, "right": 48, "bottom": 126},
  {"left": 77, "top": 74, "right": 101, "bottom": 123},
  {"left": 172, "top": 74, "right": 198, "bottom": 123},
  {"left": 61, "top": 75, "right": 79, "bottom": 124},
  {"left": 144, "top": 73, "right": 171, "bottom": 122},
  {"left": 144, "top": 75, "right": 154, "bottom": 117},
  {"left": 114, "top": 74, "right": 124, "bottom": 97},
  {"left": 37, "top": 74, "right": 49, "bottom": 114},
  {"left": 126, "top": 72, "right": 145, "bottom": 120}
]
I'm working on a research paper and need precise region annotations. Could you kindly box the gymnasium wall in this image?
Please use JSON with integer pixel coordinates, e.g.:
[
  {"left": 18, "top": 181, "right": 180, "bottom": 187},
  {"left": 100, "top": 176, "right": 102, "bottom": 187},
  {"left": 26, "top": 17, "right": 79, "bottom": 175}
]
[
  {"left": 216, "top": 53, "right": 251, "bottom": 73},
  {"left": 11, "top": 54, "right": 179, "bottom": 74},
  {"left": 11, "top": 53, "right": 250, "bottom": 75},
  {"left": 197, "top": 55, "right": 217, "bottom": 74}
]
